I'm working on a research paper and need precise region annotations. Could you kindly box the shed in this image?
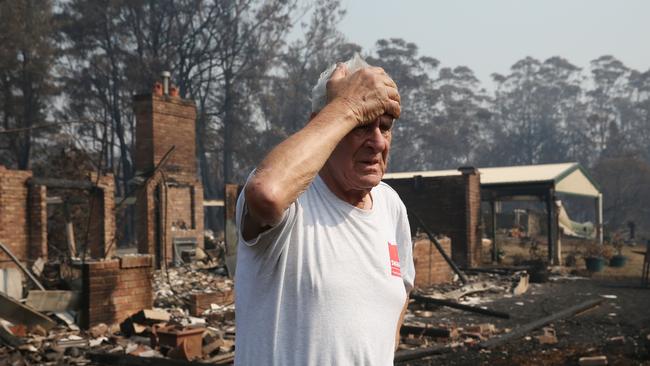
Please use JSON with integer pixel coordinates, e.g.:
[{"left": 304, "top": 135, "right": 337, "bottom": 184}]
[{"left": 384, "top": 162, "right": 602, "bottom": 265}]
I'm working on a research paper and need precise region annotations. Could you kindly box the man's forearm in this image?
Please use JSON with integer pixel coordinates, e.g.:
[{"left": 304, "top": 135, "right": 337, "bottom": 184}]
[{"left": 245, "top": 101, "right": 356, "bottom": 226}]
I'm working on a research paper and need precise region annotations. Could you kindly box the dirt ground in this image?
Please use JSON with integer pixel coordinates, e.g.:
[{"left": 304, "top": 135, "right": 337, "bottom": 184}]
[
  {"left": 497, "top": 236, "right": 647, "bottom": 279},
  {"left": 398, "top": 240, "right": 650, "bottom": 366}
]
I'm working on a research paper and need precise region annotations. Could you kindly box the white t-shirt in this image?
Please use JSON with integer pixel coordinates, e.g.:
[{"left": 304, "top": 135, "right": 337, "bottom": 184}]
[{"left": 234, "top": 174, "right": 415, "bottom": 366}]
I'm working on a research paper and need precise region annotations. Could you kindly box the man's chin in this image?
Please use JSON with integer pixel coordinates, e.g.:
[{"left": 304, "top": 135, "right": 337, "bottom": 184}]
[{"left": 356, "top": 172, "right": 383, "bottom": 188}]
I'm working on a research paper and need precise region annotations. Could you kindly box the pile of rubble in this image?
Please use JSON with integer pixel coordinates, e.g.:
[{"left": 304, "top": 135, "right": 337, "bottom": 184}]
[
  {"left": 153, "top": 263, "right": 233, "bottom": 310},
  {"left": 393, "top": 265, "right": 619, "bottom": 365},
  {"left": 0, "top": 245, "right": 236, "bottom": 365},
  {"left": 0, "top": 307, "right": 236, "bottom": 365},
  {"left": 398, "top": 270, "right": 529, "bottom": 353}
]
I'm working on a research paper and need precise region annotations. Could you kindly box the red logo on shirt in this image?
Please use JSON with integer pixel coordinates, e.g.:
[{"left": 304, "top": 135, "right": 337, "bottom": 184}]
[{"left": 388, "top": 242, "right": 401, "bottom": 277}]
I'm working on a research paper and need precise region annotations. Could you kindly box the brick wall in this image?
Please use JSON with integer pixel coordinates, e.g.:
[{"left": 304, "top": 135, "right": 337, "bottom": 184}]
[
  {"left": 80, "top": 255, "right": 153, "bottom": 328},
  {"left": 169, "top": 186, "right": 194, "bottom": 229},
  {"left": 0, "top": 166, "right": 48, "bottom": 268},
  {"left": 87, "top": 173, "right": 116, "bottom": 259},
  {"left": 384, "top": 169, "right": 482, "bottom": 268},
  {"left": 413, "top": 237, "right": 453, "bottom": 288},
  {"left": 136, "top": 177, "right": 157, "bottom": 259}
]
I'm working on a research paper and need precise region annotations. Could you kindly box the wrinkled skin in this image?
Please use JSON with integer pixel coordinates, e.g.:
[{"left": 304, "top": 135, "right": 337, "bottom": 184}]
[{"left": 320, "top": 114, "right": 394, "bottom": 207}]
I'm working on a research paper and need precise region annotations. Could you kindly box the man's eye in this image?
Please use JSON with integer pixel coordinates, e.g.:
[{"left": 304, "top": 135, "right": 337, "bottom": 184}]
[
  {"left": 378, "top": 115, "right": 394, "bottom": 132},
  {"left": 354, "top": 125, "right": 372, "bottom": 133},
  {"left": 380, "top": 122, "right": 394, "bottom": 132}
]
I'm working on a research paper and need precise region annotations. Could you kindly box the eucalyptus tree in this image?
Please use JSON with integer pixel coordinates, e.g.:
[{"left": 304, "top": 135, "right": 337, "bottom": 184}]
[
  {"left": 0, "top": 0, "right": 58, "bottom": 169},
  {"left": 489, "top": 56, "right": 584, "bottom": 166},
  {"left": 432, "top": 65, "right": 491, "bottom": 167},
  {"left": 629, "top": 69, "right": 650, "bottom": 161},
  {"left": 585, "top": 55, "right": 632, "bottom": 158}
]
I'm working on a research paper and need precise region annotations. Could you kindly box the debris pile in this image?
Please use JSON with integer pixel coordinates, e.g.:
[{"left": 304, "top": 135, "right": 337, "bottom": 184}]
[
  {"left": 394, "top": 264, "right": 618, "bottom": 365},
  {"left": 0, "top": 240, "right": 236, "bottom": 365},
  {"left": 0, "top": 306, "right": 236, "bottom": 365},
  {"left": 153, "top": 263, "right": 233, "bottom": 311},
  {"left": 399, "top": 272, "right": 518, "bottom": 353}
]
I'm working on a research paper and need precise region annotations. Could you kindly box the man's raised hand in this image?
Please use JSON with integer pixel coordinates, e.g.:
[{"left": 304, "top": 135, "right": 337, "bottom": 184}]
[{"left": 326, "top": 64, "right": 401, "bottom": 127}]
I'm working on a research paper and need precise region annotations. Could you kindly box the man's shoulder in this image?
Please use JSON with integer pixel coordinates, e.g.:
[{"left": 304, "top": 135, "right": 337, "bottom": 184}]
[
  {"left": 377, "top": 180, "right": 399, "bottom": 198},
  {"left": 376, "top": 181, "right": 405, "bottom": 207}
]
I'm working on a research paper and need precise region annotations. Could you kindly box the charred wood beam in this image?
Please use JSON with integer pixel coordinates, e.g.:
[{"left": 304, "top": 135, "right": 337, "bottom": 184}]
[
  {"left": 409, "top": 211, "right": 468, "bottom": 284},
  {"left": 0, "top": 241, "right": 45, "bottom": 290},
  {"left": 400, "top": 325, "right": 451, "bottom": 338},
  {"left": 479, "top": 298, "right": 603, "bottom": 349},
  {"left": 461, "top": 268, "right": 511, "bottom": 275},
  {"left": 411, "top": 293, "right": 510, "bottom": 319}
]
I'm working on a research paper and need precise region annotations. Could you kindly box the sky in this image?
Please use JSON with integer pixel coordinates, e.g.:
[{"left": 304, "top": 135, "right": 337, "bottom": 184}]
[{"left": 338, "top": 0, "right": 650, "bottom": 89}]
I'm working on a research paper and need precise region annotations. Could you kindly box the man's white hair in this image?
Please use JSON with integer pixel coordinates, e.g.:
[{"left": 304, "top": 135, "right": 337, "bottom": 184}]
[{"left": 311, "top": 53, "right": 370, "bottom": 113}]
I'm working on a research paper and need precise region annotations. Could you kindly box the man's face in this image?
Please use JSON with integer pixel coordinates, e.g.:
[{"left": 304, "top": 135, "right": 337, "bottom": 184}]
[{"left": 324, "top": 115, "right": 394, "bottom": 191}]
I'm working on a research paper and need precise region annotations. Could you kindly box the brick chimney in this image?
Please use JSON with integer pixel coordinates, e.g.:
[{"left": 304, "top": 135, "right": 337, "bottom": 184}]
[
  {"left": 133, "top": 88, "right": 197, "bottom": 180},
  {"left": 133, "top": 73, "right": 204, "bottom": 266}
]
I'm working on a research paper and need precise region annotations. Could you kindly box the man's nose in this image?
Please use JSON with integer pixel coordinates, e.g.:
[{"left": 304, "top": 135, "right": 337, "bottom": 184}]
[{"left": 364, "top": 125, "right": 386, "bottom": 152}]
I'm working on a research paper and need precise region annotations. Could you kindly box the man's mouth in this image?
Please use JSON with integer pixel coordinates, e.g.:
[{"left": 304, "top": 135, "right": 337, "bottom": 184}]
[
  {"left": 359, "top": 158, "right": 382, "bottom": 167},
  {"left": 361, "top": 159, "right": 380, "bottom": 165}
]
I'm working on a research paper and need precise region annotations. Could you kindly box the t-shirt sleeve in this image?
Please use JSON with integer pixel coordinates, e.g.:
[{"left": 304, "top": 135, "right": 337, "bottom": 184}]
[
  {"left": 236, "top": 171, "right": 296, "bottom": 248},
  {"left": 396, "top": 201, "right": 415, "bottom": 293}
]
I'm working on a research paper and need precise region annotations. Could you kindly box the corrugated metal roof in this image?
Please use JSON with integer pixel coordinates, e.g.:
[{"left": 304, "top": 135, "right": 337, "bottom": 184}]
[
  {"left": 383, "top": 162, "right": 601, "bottom": 197},
  {"left": 477, "top": 162, "right": 578, "bottom": 184}
]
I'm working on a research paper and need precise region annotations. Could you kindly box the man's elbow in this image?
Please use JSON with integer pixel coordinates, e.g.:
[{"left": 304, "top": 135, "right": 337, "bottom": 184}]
[{"left": 244, "top": 180, "right": 286, "bottom": 226}]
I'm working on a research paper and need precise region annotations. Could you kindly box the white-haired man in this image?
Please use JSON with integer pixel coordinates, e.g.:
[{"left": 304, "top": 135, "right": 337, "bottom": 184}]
[{"left": 234, "top": 55, "right": 415, "bottom": 365}]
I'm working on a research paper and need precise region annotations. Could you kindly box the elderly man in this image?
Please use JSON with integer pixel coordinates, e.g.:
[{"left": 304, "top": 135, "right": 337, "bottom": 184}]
[{"left": 234, "top": 55, "right": 415, "bottom": 365}]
